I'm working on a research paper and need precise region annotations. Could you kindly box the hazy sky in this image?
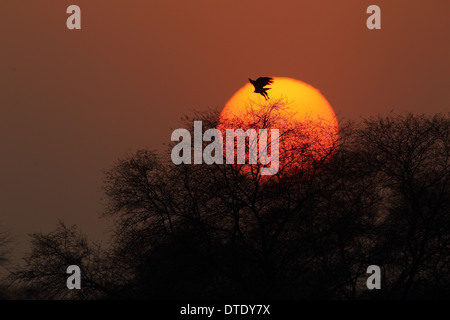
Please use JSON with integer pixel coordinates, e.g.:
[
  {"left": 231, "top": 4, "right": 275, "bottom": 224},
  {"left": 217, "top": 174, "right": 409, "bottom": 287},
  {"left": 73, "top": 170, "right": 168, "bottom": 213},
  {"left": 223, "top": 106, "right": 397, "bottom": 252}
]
[{"left": 0, "top": 1, "right": 449, "bottom": 257}]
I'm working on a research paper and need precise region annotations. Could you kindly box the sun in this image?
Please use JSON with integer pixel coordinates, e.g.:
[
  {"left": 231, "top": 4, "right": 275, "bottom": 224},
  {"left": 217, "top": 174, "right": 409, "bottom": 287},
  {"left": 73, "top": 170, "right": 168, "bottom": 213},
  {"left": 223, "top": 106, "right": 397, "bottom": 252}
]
[
  {"left": 218, "top": 77, "right": 339, "bottom": 176},
  {"left": 221, "top": 77, "right": 338, "bottom": 130}
]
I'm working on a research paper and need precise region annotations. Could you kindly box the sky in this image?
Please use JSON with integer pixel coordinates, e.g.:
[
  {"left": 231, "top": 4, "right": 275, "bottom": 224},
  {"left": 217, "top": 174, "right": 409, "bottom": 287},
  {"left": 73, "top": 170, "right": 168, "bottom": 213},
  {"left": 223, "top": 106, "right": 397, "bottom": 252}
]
[{"left": 0, "top": 0, "right": 449, "bottom": 259}]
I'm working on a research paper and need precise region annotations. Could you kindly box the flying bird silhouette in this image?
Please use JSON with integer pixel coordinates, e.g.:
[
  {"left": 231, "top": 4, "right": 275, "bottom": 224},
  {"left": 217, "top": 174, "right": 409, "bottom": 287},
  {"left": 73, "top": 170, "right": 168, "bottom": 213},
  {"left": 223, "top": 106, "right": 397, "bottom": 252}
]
[{"left": 249, "top": 77, "right": 274, "bottom": 100}]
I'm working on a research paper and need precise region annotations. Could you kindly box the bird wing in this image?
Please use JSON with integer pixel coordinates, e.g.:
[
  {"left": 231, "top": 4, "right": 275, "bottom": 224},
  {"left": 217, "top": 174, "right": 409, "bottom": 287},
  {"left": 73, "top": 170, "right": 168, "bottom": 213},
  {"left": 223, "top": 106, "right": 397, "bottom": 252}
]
[{"left": 255, "top": 77, "right": 274, "bottom": 87}]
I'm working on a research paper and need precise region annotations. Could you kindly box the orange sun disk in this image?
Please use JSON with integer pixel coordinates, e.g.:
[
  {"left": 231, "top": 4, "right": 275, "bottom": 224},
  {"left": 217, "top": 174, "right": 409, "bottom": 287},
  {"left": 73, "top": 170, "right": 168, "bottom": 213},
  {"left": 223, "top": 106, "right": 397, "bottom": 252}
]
[{"left": 218, "top": 77, "right": 339, "bottom": 175}]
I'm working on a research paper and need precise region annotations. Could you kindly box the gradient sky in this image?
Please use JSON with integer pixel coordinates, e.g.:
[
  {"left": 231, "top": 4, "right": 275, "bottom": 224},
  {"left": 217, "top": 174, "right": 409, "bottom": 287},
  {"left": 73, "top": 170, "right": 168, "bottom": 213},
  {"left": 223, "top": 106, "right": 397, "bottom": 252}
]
[{"left": 0, "top": 0, "right": 449, "bottom": 259}]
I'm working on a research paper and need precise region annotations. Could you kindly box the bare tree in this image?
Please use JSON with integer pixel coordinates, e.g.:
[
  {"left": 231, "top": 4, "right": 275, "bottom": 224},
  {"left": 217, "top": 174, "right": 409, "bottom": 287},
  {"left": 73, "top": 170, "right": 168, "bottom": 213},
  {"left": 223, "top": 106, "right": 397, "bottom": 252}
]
[
  {"left": 357, "top": 113, "right": 450, "bottom": 298},
  {"left": 9, "top": 107, "right": 450, "bottom": 299},
  {"left": 10, "top": 221, "right": 115, "bottom": 299},
  {"left": 101, "top": 102, "right": 374, "bottom": 298},
  {"left": 101, "top": 110, "right": 449, "bottom": 299},
  {"left": 0, "top": 227, "right": 12, "bottom": 299}
]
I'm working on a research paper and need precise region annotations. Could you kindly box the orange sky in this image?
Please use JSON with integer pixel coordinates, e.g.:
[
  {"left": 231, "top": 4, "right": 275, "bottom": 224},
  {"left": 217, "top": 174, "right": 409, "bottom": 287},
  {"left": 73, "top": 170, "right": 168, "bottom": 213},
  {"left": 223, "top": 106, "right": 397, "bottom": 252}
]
[{"left": 0, "top": 0, "right": 449, "bottom": 257}]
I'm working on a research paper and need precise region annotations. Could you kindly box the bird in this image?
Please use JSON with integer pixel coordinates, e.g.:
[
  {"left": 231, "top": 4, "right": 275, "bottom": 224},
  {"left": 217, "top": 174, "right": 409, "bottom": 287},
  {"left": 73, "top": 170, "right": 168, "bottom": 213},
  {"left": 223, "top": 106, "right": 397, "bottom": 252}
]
[{"left": 248, "top": 77, "right": 274, "bottom": 100}]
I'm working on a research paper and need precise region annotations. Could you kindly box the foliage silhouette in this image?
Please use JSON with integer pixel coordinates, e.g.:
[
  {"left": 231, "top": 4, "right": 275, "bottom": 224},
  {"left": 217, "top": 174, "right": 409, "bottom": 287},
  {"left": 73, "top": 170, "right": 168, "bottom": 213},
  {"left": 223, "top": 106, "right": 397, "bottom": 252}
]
[
  {"left": 8, "top": 105, "right": 450, "bottom": 300},
  {"left": 0, "top": 227, "right": 11, "bottom": 299}
]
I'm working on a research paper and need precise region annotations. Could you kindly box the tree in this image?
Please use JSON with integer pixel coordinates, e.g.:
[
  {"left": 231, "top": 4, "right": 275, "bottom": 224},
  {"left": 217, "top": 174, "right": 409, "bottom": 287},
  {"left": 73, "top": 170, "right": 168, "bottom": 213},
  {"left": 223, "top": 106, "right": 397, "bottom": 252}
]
[
  {"left": 357, "top": 113, "right": 450, "bottom": 298},
  {"left": 0, "top": 227, "right": 11, "bottom": 299},
  {"left": 9, "top": 107, "right": 450, "bottom": 299},
  {"left": 10, "top": 221, "right": 115, "bottom": 299},
  {"left": 101, "top": 110, "right": 449, "bottom": 299},
  {"left": 100, "top": 103, "right": 375, "bottom": 298}
]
